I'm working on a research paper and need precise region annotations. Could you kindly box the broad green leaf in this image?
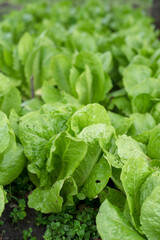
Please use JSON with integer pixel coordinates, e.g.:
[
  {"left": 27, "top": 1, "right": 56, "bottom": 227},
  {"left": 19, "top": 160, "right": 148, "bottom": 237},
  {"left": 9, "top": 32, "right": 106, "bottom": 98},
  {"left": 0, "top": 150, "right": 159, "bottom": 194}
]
[
  {"left": 78, "top": 156, "right": 111, "bottom": 199},
  {"left": 131, "top": 55, "right": 150, "bottom": 66},
  {"left": 116, "top": 135, "right": 146, "bottom": 163},
  {"left": 78, "top": 124, "right": 115, "bottom": 144},
  {"left": 100, "top": 51, "right": 112, "bottom": 74},
  {"left": 121, "top": 157, "right": 151, "bottom": 231},
  {"left": 51, "top": 54, "right": 71, "bottom": 94},
  {"left": 150, "top": 102, "right": 160, "bottom": 124},
  {"left": 42, "top": 81, "right": 80, "bottom": 105},
  {"left": 47, "top": 131, "right": 87, "bottom": 180},
  {"left": 149, "top": 160, "right": 160, "bottom": 168},
  {"left": 100, "top": 135, "right": 123, "bottom": 169},
  {"left": 96, "top": 199, "right": 145, "bottom": 240},
  {"left": 19, "top": 110, "right": 48, "bottom": 165},
  {"left": 73, "top": 124, "right": 114, "bottom": 190},
  {"left": 73, "top": 141, "right": 101, "bottom": 189},
  {"left": 21, "top": 98, "right": 43, "bottom": 115},
  {"left": 148, "top": 124, "right": 160, "bottom": 159},
  {"left": 132, "top": 94, "right": 152, "bottom": 114},
  {"left": 60, "top": 176, "right": 78, "bottom": 207},
  {"left": 140, "top": 185, "right": 160, "bottom": 240},
  {"left": 0, "top": 112, "right": 25, "bottom": 185},
  {"left": 67, "top": 31, "right": 97, "bottom": 52},
  {"left": 103, "top": 151, "right": 123, "bottom": 168},
  {"left": 125, "top": 36, "right": 142, "bottom": 51},
  {"left": 111, "top": 167, "right": 124, "bottom": 192},
  {"left": 24, "top": 47, "right": 42, "bottom": 95},
  {"left": 28, "top": 177, "right": 77, "bottom": 213},
  {"left": 59, "top": 92, "right": 80, "bottom": 106},
  {"left": 121, "top": 44, "right": 135, "bottom": 62},
  {"left": 28, "top": 180, "right": 64, "bottom": 213},
  {"left": 18, "top": 32, "right": 33, "bottom": 64},
  {"left": 42, "top": 81, "right": 61, "bottom": 103},
  {"left": 105, "top": 187, "right": 126, "bottom": 209},
  {"left": 0, "top": 111, "right": 10, "bottom": 153},
  {"left": 108, "top": 96, "right": 132, "bottom": 116},
  {"left": 75, "top": 65, "right": 93, "bottom": 104},
  {"left": 68, "top": 103, "right": 111, "bottom": 136},
  {"left": 99, "top": 187, "right": 126, "bottom": 209},
  {"left": 9, "top": 109, "right": 20, "bottom": 137},
  {"left": 1, "top": 87, "right": 21, "bottom": 116},
  {"left": 28, "top": 163, "right": 50, "bottom": 188},
  {"left": 0, "top": 186, "right": 7, "bottom": 217},
  {"left": 140, "top": 171, "right": 160, "bottom": 206},
  {"left": 108, "top": 111, "right": 133, "bottom": 135},
  {"left": 128, "top": 113, "right": 156, "bottom": 137},
  {"left": 0, "top": 73, "right": 11, "bottom": 97},
  {"left": 74, "top": 52, "right": 111, "bottom": 102},
  {"left": 69, "top": 67, "right": 80, "bottom": 98},
  {"left": 0, "top": 143, "right": 25, "bottom": 185},
  {"left": 123, "top": 64, "right": 151, "bottom": 97}
]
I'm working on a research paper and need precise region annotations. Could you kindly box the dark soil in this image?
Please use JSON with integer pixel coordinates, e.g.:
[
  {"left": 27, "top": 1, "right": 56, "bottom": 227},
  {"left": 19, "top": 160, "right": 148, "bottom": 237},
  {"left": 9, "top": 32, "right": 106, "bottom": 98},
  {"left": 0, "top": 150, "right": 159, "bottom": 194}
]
[
  {"left": 150, "top": 0, "right": 160, "bottom": 29},
  {"left": 0, "top": 3, "right": 20, "bottom": 19},
  {"left": 0, "top": 200, "right": 45, "bottom": 240}
]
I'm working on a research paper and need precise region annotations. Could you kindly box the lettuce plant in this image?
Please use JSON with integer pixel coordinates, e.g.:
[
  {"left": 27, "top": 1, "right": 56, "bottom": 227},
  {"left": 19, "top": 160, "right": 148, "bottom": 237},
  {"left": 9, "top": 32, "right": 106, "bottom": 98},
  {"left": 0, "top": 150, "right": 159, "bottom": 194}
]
[{"left": 19, "top": 103, "right": 113, "bottom": 213}]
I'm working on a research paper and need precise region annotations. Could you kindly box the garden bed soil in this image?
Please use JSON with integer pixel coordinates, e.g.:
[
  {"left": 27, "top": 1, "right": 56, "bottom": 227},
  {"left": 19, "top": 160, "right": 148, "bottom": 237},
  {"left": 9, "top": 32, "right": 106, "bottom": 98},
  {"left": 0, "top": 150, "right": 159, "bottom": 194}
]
[{"left": 0, "top": 200, "right": 45, "bottom": 240}]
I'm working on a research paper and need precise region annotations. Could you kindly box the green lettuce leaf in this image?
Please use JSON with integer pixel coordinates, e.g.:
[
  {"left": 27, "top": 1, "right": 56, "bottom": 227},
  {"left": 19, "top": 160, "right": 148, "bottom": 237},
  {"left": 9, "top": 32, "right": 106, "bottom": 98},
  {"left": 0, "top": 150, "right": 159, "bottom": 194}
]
[
  {"left": 140, "top": 185, "right": 160, "bottom": 240},
  {"left": 75, "top": 65, "right": 93, "bottom": 104},
  {"left": 140, "top": 171, "right": 160, "bottom": 206},
  {"left": 0, "top": 142, "right": 25, "bottom": 185},
  {"left": 1, "top": 87, "right": 21, "bottom": 116},
  {"left": 51, "top": 54, "right": 71, "bottom": 94},
  {"left": 150, "top": 102, "right": 160, "bottom": 124},
  {"left": 78, "top": 156, "right": 111, "bottom": 200},
  {"left": 116, "top": 135, "right": 146, "bottom": 163},
  {"left": 96, "top": 199, "right": 145, "bottom": 240},
  {"left": 121, "top": 157, "right": 152, "bottom": 232},
  {"left": 123, "top": 64, "right": 151, "bottom": 97},
  {"left": 21, "top": 98, "right": 44, "bottom": 115},
  {"left": 148, "top": 124, "right": 160, "bottom": 159},
  {"left": 0, "top": 186, "right": 7, "bottom": 217},
  {"left": 68, "top": 103, "right": 111, "bottom": 136},
  {"left": 0, "top": 111, "right": 10, "bottom": 153},
  {"left": 132, "top": 93, "right": 153, "bottom": 114},
  {"left": 47, "top": 131, "right": 87, "bottom": 180},
  {"left": 108, "top": 111, "right": 133, "bottom": 135},
  {"left": 18, "top": 32, "right": 34, "bottom": 65},
  {"left": 74, "top": 52, "right": 112, "bottom": 102},
  {"left": 0, "top": 111, "right": 25, "bottom": 185},
  {"left": 28, "top": 176, "right": 78, "bottom": 213},
  {"left": 0, "top": 73, "right": 11, "bottom": 97},
  {"left": 128, "top": 113, "right": 156, "bottom": 140},
  {"left": 99, "top": 187, "right": 126, "bottom": 209}
]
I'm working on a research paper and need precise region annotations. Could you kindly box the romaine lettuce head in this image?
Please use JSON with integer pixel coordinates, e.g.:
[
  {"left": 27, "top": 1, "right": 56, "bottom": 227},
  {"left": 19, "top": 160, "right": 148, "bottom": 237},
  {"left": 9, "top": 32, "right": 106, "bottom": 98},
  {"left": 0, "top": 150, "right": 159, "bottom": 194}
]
[{"left": 19, "top": 103, "right": 113, "bottom": 213}]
